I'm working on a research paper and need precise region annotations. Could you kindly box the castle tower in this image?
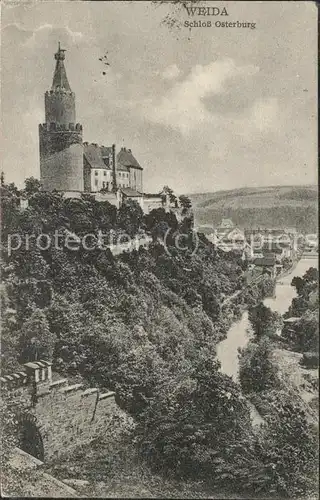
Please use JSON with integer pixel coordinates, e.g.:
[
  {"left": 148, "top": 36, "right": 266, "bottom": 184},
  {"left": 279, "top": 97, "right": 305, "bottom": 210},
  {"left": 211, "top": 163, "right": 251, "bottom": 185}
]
[{"left": 39, "top": 44, "right": 83, "bottom": 192}]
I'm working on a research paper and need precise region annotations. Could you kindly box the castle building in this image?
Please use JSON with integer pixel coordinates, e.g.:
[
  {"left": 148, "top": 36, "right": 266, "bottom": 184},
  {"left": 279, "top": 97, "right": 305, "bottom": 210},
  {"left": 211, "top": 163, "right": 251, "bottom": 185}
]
[
  {"left": 39, "top": 45, "right": 166, "bottom": 213},
  {"left": 117, "top": 147, "right": 143, "bottom": 192},
  {"left": 39, "top": 44, "right": 84, "bottom": 192},
  {"left": 83, "top": 143, "right": 115, "bottom": 193},
  {"left": 83, "top": 143, "right": 142, "bottom": 193}
]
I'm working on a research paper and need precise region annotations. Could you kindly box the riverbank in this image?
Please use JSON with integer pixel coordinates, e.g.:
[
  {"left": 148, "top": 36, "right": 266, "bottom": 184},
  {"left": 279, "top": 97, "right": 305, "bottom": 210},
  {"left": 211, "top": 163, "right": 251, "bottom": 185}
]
[{"left": 216, "top": 257, "right": 318, "bottom": 382}]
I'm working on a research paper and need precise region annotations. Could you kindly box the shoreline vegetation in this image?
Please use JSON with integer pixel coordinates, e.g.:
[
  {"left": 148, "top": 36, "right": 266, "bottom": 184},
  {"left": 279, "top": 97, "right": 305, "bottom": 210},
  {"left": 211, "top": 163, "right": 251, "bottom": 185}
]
[{"left": 1, "top": 178, "right": 318, "bottom": 498}]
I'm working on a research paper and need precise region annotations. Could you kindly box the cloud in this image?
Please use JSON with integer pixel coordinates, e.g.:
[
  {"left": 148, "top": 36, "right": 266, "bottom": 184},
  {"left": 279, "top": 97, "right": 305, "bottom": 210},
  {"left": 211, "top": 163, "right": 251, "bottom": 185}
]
[
  {"left": 162, "top": 63, "right": 180, "bottom": 80},
  {"left": 22, "top": 24, "right": 53, "bottom": 47},
  {"left": 23, "top": 23, "right": 83, "bottom": 48},
  {"left": 65, "top": 26, "right": 84, "bottom": 43},
  {"left": 139, "top": 58, "right": 259, "bottom": 135}
]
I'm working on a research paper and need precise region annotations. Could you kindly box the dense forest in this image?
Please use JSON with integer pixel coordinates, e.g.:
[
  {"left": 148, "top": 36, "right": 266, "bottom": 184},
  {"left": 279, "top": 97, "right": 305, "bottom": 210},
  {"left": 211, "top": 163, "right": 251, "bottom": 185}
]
[
  {"left": 191, "top": 185, "right": 318, "bottom": 233},
  {"left": 1, "top": 178, "right": 318, "bottom": 498}
]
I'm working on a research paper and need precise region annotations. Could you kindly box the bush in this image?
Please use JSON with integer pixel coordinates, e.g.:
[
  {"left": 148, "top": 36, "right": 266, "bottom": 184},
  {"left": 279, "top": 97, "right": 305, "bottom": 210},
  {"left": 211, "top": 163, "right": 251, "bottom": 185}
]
[
  {"left": 239, "top": 338, "right": 280, "bottom": 393},
  {"left": 300, "top": 351, "right": 319, "bottom": 369},
  {"left": 248, "top": 302, "right": 282, "bottom": 339},
  {"left": 260, "top": 395, "right": 318, "bottom": 497}
]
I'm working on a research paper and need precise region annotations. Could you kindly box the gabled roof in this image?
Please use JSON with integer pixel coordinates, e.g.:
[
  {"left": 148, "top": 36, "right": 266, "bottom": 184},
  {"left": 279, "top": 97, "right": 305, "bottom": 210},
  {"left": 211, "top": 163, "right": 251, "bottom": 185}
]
[
  {"left": 253, "top": 256, "right": 276, "bottom": 267},
  {"left": 83, "top": 143, "right": 111, "bottom": 170},
  {"left": 218, "top": 218, "right": 234, "bottom": 228},
  {"left": 262, "top": 244, "right": 284, "bottom": 254},
  {"left": 117, "top": 148, "right": 143, "bottom": 170},
  {"left": 100, "top": 146, "right": 112, "bottom": 157}
]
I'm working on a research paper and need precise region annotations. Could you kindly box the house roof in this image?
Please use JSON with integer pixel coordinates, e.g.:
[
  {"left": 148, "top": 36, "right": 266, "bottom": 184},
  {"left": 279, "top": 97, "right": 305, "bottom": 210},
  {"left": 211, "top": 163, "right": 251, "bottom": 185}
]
[
  {"left": 83, "top": 143, "right": 111, "bottom": 170},
  {"left": 100, "top": 146, "right": 112, "bottom": 157},
  {"left": 262, "top": 244, "right": 284, "bottom": 254},
  {"left": 117, "top": 148, "right": 143, "bottom": 170},
  {"left": 121, "top": 187, "right": 143, "bottom": 197},
  {"left": 216, "top": 228, "right": 245, "bottom": 241},
  {"left": 253, "top": 256, "right": 276, "bottom": 267},
  {"left": 218, "top": 218, "right": 234, "bottom": 228},
  {"left": 143, "top": 193, "right": 163, "bottom": 199}
]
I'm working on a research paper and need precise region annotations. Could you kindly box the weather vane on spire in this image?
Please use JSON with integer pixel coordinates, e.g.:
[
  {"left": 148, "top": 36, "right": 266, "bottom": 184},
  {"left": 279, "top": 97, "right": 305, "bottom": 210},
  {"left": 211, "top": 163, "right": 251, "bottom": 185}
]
[{"left": 55, "top": 41, "right": 66, "bottom": 61}]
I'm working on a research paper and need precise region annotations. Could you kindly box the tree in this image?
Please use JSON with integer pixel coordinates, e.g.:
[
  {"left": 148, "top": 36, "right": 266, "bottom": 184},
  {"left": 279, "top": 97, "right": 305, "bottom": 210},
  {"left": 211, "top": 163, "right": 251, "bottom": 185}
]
[
  {"left": 136, "top": 349, "right": 253, "bottom": 480},
  {"left": 178, "top": 194, "right": 192, "bottom": 214},
  {"left": 291, "top": 276, "right": 305, "bottom": 296},
  {"left": 282, "top": 310, "right": 319, "bottom": 353},
  {"left": 303, "top": 267, "right": 318, "bottom": 284},
  {"left": 0, "top": 286, "right": 20, "bottom": 372},
  {"left": 19, "top": 309, "right": 56, "bottom": 362},
  {"left": 24, "top": 177, "right": 42, "bottom": 196},
  {"left": 239, "top": 338, "right": 280, "bottom": 393},
  {"left": 248, "top": 302, "right": 282, "bottom": 339},
  {"left": 162, "top": 185, "right": 177, "bottom": 205},
  {"left": 291, "top": 268, "right": 318, "bottom": 298},
  {"left": 0, "top": 393, "right": 19, "bottom": 465},
  {"left": 117, "top": 199, "right": 143, "bottom": 238},
  {"left": 259, "top": 275, "right": 275, "bottom": 298},
  {"left": 261, "top": 392, "right": 318, "bottom": 497}
]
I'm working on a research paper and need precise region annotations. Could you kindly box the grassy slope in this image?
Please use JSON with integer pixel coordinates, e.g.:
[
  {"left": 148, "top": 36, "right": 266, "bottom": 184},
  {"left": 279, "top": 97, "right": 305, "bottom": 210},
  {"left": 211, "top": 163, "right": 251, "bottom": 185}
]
[{"left": 189, "top": 185, "right": 318, "bottom": 233}]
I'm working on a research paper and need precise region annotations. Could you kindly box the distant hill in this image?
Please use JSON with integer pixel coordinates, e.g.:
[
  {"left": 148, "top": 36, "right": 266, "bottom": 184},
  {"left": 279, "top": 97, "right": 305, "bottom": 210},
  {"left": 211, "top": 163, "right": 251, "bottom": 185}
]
[{"left": 189, "top": 185, "right": 318, "bottom": 233}]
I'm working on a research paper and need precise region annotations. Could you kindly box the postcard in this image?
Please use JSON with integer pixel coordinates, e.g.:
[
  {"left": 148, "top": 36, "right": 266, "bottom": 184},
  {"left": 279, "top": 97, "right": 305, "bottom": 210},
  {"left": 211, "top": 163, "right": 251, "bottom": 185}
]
[{"left": 1, "top": 1, "right": 318, "bottom": 498}]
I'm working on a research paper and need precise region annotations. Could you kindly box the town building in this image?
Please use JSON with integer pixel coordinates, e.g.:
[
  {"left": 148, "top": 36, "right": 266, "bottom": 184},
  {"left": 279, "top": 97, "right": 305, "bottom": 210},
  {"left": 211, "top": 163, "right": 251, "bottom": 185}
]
[
  {"left": 211, "top": 219, "right": 246, "bottom": 252},
  {"left": 218, "top": 218, "right": 234, "bottom": 229},
  {"left": 252, "top": 255, "right": 277, "bottom": 278}
]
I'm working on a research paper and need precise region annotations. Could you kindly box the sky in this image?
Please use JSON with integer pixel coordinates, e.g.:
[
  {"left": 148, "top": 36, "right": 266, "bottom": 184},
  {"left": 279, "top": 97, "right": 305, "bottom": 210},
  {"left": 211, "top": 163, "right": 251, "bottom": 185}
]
[{"left": 1, "top": 0, "right": 318, "bottom": 194}]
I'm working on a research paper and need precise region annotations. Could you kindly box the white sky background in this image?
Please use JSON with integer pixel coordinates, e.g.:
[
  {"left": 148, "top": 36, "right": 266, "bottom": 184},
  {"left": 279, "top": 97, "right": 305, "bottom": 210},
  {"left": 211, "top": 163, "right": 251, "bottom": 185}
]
[{"left": 1, "top": 0, "right": 318, "bottom": 194}]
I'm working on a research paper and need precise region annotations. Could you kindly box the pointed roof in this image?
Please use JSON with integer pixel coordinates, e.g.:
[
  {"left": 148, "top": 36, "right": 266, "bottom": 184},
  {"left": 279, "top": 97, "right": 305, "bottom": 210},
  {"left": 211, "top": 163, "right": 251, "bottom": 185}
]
[
  {"left": 83, "top": 143, "right": 111, "bottom": 170},
  {"left": 117, "top": 148, "right": 143, "bottom": 170},
  {"left": 51, "top": 43, "right": 72, "bottom": 91}
]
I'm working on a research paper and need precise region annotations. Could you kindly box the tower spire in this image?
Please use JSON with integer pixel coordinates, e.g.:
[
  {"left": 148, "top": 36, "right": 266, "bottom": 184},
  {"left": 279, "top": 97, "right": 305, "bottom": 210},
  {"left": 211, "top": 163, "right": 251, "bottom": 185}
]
[
  {"left": 51, "top": 42, "right": 71, "bottom": 91},
  {"left": 40, "top": 45, "right": 83, "bottom": 192}
]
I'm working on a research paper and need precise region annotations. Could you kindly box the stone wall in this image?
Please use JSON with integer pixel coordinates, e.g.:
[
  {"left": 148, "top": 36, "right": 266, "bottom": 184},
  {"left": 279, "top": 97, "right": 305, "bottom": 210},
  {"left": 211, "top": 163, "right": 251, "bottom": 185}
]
[
  {"left": 1, "top": 361, "right": 118, "bottom": 463},
  {"left": 39, "top": 124, "right": 83, "bottom": 192},
  {"left": 45, "top": 90, "right": 76, "bottom": 125},
  {"left": 129, "top": 167, "right": 143, "bottom": 192},
  {"left": 143, "top": 195, "right": 165, "bottom": 214}
]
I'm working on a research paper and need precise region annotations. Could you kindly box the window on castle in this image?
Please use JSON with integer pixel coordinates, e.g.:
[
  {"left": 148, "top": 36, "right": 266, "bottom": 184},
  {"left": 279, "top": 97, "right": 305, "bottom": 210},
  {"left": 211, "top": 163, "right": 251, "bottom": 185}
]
[
  {"left": 95, "top": 179, "right": 98, "bottom": 186},
  {"left": 103, "top": 171, "right": 106, "bottom": 176},
  {"left": 95, "top": 171, "right": 98, "bottom": 176}
]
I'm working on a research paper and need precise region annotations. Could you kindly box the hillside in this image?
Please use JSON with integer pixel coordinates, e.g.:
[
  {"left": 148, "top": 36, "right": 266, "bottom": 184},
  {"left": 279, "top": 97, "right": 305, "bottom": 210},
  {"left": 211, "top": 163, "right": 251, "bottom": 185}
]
[
  {"left": 1, "top": 181, "right": 318, "bottom": 499},
  {"left": 189, "top": 185, "right": 318, "bottom": 233}
]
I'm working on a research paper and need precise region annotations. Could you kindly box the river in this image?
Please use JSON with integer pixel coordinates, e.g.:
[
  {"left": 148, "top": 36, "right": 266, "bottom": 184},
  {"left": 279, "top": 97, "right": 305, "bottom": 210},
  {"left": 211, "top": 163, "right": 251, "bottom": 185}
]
[{"left": 216, "top": 258, "right": 318, "bottom": 382}]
